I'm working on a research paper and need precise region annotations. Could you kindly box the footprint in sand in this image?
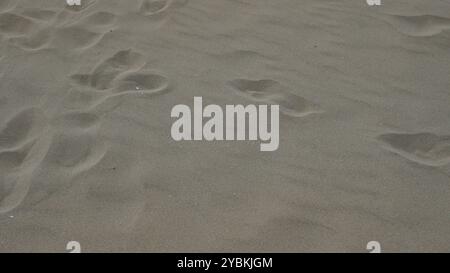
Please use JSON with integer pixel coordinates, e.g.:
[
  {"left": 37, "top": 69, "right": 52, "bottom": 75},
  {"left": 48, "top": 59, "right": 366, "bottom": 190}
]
[
  {"left": 140, "top": 0, "right": 188, "bottom": 14},
  {"left": 51, "top": 111, "right": 100, "bottom": 131},
  {"left": 4, "top": 5, "right": 114, "bottom": 52},
  {"left": 21, "top": 9, "right": 58, "bottom": 21},
  {"left": 0, "top": 131, "right": 107, "bottom": 214},
  {"left": 61, "top": 87, "right": 132, "bottom": 118},
  {"left": 0, "top": 13, "right": 36, "bottom": 37},
  {"left": 4, "top": 8, "right": 58, "bottom": 51},
  {"left": 0, "top": 0, "right": 106, "bottom": 51},
  {"left": 67, "top": 72, "right": 170, "bottom": 114},
  {"left": 71, "top": 49, "right": 147, "bottom": 90},
  {"left": 140, "top": 0, "right": 172, "bottom": 16},
  {"left": 52, "top": 26, "right": 107, "bottom": 50},
  {"left": 40, "top": 131, "right": 107, "bottom": 171},
  {"left": 79, "top": 11, "right": 117, "bottom": 30},
  {"left": 0, "top": 108, "right": 47, "bottom": 152},
  {"left": 0, "top": 143, "right": 34, "bottom": 174},
  {"left": 0, "top": 108, "right": 49, "bottom": 214},
  {"left": 52, "top": 11, "right": 117, "bottom": 50},
  {"left": 382, "top": 14, "right": 450, "bottom": 37},
  {"left": 378, "top": 132, "right": 450, "bottom": 167},
  {"left": 113, "top": 71, "right": 170, "bottom": 96},
  {"left": 9, "top": 29, "right": 52, "bottom": 51},
  {"left": 228, "top": 79, "right": 322, "bottom": 117},
  {"left": 62, "top": 88, "right": 109, "bottom": 111},
  {"left": 0, "top": 135, "right": 52, "bottom": 215},
  {"left": 0, "top": 106, "right": 107, "bottom": 214},
  {"left": 69, "top": 49, "right": 170, "bottom": 111}
]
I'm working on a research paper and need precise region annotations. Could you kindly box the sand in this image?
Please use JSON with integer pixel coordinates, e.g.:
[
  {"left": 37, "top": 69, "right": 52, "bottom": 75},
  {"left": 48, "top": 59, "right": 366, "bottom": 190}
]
[{"left": 0, "top": 0, "right": 449, "bottom": 252}]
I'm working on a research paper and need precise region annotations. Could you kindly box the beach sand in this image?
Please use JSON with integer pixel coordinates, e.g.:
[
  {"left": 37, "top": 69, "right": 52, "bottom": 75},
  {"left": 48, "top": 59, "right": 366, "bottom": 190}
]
[{"left": 0, "top": 0, "right": 449, "bottom": 252}]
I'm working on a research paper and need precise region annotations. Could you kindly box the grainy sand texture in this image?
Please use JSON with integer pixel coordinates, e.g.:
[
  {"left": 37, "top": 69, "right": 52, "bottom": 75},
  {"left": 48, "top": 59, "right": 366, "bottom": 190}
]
[{"left": 0, "top": 0, "right": 449, "bottom": 252}]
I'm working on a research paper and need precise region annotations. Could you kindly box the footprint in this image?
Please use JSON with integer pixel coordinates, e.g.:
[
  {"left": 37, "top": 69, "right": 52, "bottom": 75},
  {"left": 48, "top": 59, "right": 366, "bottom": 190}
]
[
  {"left": 0, "top": 107, "right": 49, "bottom": 214},
  {"left": 0, "top": 103, "right": 107, "bottom": 215},
  {"left": 1, "top": 9, "right": 56, "bottom": 51},
  {"left": 9, "top": 29, "right": 52, "bottom": 51},
  {"left": 52, "top": 11, "right": 116, "bottom": 50},
  {"left": 113, "top": 71, "right": 170, "bottom": 96},
  {"left": 140, "top": 0, "right": 172, "bottom": 16},
  {"left": 13, "top": 132, "right": 106, "bottom": 209},
  {"left": 52, "top": 26, "right": 106, "bottom": 50},
  {"left": 140, "top": 0, "right": 189, "bottom": 17},
  {"left": 68, "top": 51, "right": 170, "bottom": 119},
  {"left": 79, "top": 11, "right": 117, "bottom": 31},
  {"left": 0, "top": 143, "right": 33, "bottom": 173},
  {"left": 21, "top": 9, "right": 57, "bottom": 21},
  {"left": 383, "top": 14, "right": 450, "bottom": 37},
  {"left": 89, "top": 50, "right": 146, "bottom": 90},
  {"left": 0, "top": 133, "right": 52, "bottom": 214},
  {"left": 65, "top": 72, "right": 169, "bottom": 116},
  {"left": 52, "top": 112, "right": 100, "bottom": 130},
  {"left": 0, "top": 13, "right": 35, "bottom": 37},
  {"left": 0, "top": 130, "right": 107, "bottom": 214},
  {"left": 71, "top": 49, "right": 146, "bottom": 90},
  {"left": 42, "top": 132, "right": 107, "bottom": 171},
  {"left": 378, "top": 132, "right": 450, "bottom": 166},
  {"left": 62, "top": 87, "right": 124, "bottom": 115},
  {"left": 228, "top": 79, "right": 322, "bottom": 117},
  {"left": 62, "top": 88, "right": 107, "bottom": 110},
  {"left": 3, "top": 8, "right": 115, "bottom": 52},
  {"left": 0, "top": 108, "right": 47, "bottom": 151}
]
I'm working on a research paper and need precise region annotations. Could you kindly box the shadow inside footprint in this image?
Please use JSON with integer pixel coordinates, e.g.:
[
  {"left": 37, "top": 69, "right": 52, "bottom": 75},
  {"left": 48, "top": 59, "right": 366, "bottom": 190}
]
[
  {"left": 378, "top": 132, "right": 450, "bottom": 166},
  {"left": 114, "top": 72, "right": 170, "bottom": 96},
  {"left": 9, "top": 29, "right": 52, "bottom": 51},
  {"left": 62, "top": 88, "right": 107, "bottom": 110},
  {"left": 80, "top": 11, "right": 117, "bottom": 30},
  {"left": 0, "top": 108, "right": 47, "bottom": 151},
  {"left": 0, "top": 130, "right": 106, "bottom": 214},
  {"left": 71, "top": 50, "right": 146, "bottom": 90},
  {"left": 0, "top": 132, "right": 52, "bottom": 214},
  {"left": 52, "top": 10, "right": 116, "bottom": 51},
  {"left": 140, "top": 0, "right": 171, "bottom": 15},
  {"left": 228, "top": 79, "right": 321, "bottom": 117},
  {"left": 43, "top": 132, "right": 106, "bottom": 170},
  {"left": 0, "top": 143, "right": 33, "bottom": 173},
  {"left": 52, "top": 112, "right": 100, "bottom": 131},
  {"left": 0, "top": 13, "right": 35, "bottom": 37},
  {"left": 53, "top": 26, "right": 106, "bottom": 50}
]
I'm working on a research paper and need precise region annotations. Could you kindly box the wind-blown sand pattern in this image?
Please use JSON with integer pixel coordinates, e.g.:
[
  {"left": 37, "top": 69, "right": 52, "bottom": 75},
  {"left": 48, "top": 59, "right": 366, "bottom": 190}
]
[
  {"left": 228, "top": 78, "right": 321, "bottom": 117},
  {"left": 0, "top": 0, "right": 449, "bottom": 252}
]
